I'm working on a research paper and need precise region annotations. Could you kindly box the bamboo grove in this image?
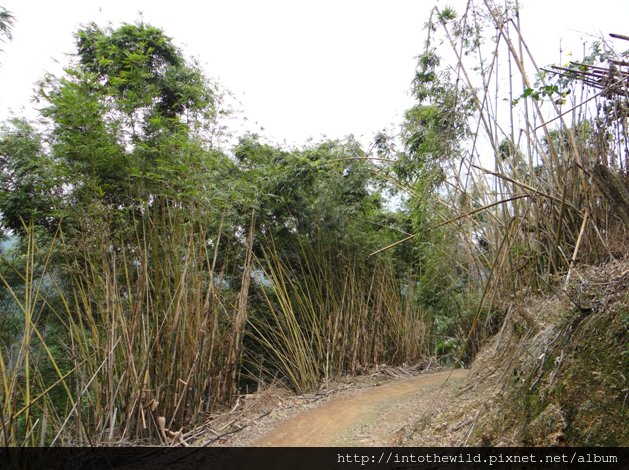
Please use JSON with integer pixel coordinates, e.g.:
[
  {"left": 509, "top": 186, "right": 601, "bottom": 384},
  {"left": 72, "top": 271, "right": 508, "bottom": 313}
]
[{"left": 1, "top": 1, "right": 628, "bottom": 446}]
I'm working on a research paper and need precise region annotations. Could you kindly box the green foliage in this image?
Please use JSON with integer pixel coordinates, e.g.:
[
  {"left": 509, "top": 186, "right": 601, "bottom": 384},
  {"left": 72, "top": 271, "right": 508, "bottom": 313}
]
[
  {"left": 0, "top": 20, "right": 246, "bottom": 444},
  {"left": 34, "top": 21, "right": 221, "bottom": 209},
  {"left": 396, "top": 48, "right": 472, "bottom": 187},
  {"left": 0, "top": 21, "right": 233, "bottom": 240},
  {"left": 437, "top": 6, "right": 457, "bottom": 23},
  {"left": 0, "top": 227, "right": 78, "bottom": 446},
  {"left": 0, "top": 119, "right": 61, "bottom": 235},
  {"left": 511, "top": 84, "right": 570, "bottom": 106},
  {"left": 380, "top": 5, "right": 510, "bottom": 364},
  {"left": 233, "top": 134, "right": 388, "bottom": 256},
  {"left": 75, "top": 21, "right": 212, "bottom": 119},
  {"left": 0, "top": 5, "right": 14, "bottom": 52},
  {"left": 0, "top": 15, "right": 435, "bottom": 447}
]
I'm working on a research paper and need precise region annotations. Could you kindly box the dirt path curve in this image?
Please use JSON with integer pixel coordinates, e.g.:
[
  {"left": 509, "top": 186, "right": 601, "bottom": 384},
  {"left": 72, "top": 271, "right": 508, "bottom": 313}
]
[{"left": 253, "top": 369, "right": 468, "bottom": 447}]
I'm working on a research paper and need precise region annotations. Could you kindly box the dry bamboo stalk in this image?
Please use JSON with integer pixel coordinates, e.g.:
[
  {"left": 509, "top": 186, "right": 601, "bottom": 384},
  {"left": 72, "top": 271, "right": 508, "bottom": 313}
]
[
  {"left": 610, "top": 33, "right": 629, "bottom": 41},
  {"left": 565, "top": 212, "right": 588, "bottom": 289}
]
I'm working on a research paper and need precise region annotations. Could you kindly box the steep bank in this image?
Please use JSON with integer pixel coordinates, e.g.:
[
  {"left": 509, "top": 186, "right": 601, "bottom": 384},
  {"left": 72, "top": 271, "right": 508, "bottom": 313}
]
[{"left": 402, "top": 259, "right": 629, "bottom": 447}]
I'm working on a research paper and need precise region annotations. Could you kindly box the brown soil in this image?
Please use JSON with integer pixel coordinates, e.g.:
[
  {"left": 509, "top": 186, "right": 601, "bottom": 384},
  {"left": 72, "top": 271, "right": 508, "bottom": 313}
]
[
  {"left": 254, "top": 369, "right": 468, "bottom": 447},
  {"left": 196, "top": 369, "right": 468, "bottom": 448}
]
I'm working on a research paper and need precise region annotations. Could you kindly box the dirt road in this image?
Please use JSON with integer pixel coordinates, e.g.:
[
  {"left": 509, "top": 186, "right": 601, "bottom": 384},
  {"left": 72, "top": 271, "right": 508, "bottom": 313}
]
[{"left": 253, "top": 369, "right": 469, "bottom": 447}]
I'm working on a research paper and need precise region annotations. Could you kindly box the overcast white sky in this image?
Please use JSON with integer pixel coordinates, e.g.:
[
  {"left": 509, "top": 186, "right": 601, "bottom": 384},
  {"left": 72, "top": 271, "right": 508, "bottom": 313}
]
[{"left": 1, "top": 0, "right": 628, "bottom": 149}]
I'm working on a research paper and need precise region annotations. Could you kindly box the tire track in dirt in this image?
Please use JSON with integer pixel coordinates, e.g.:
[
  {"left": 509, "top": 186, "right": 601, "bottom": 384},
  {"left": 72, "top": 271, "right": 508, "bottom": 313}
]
[{"left": 253, "top": 369, "right": 469, "bottom": 447}]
